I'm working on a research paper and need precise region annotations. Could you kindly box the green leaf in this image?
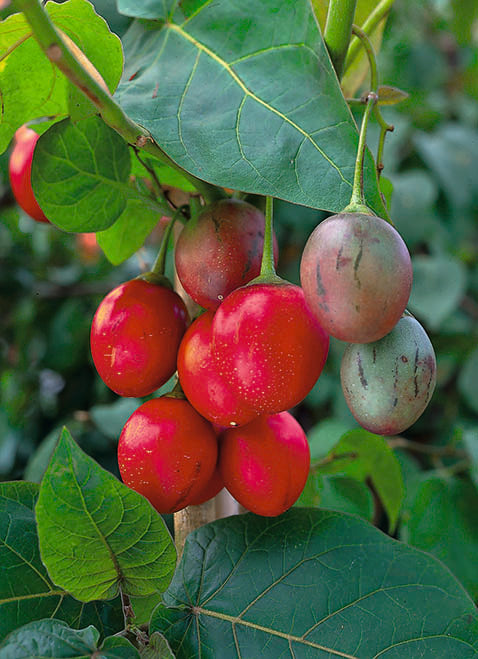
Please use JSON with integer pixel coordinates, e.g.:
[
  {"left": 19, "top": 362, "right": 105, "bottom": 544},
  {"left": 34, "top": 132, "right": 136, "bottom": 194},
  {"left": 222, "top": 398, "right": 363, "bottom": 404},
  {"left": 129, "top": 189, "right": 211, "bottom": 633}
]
[
  {"left": 297, "top": 473, "right": 374, "bottom": 520},
  {"left": 96, "top": 199, "right": 160, "bottom": 265},
  {"left": 31, "top": 117, "right": 135, "bottom": 232},
  {"left": 318, "top": 429, "right": 404, "bottom": 531},
  {"left": 151, "top": 510, "right": 478, "bottom": 657},
  {"left": 90, "top": 398, "right": 142, "bottom": 439},
  {"left": 36, "top": 427, "right": 177, "bottom": 602},
  {"left": 308, "top": 417, "right": 355, "bottom": 461},
  {"left": 390, "top": 170, "right": 439, "bottom": 247},
  {"left": 400, "top": 475, "right": 478, "bottom": 601},
  {"left": 115, "top": 1, "right": 385, "bottom": 215},
  {"left": 0, "top": 481, "right": 124, "bottom": 641},
  {"left": 408, "top": 255, "right": 467, "bottom": 331},
  {"left": 377, "top": 85, "right": 410, "bottom": 105},
  {"left": 414, "top": 124, "right": 478, "bottom": 210},
  {"left": 459, "top": 348, "right": 478, "bottom": 415},
  {"left": 0, "top": 619, "right": 140, "bottom": 658},
  {"left": 130, "top": 155, "right": 196, "bottom": 193},
  {"left": 0, "top": 0, "right": 123, "bottom": 152},
  {"left": 0, "top": 620, "right": 99, "bottom": 658},
  {"left": 140, "top": 632, "right": 175, "bottom": 658}
]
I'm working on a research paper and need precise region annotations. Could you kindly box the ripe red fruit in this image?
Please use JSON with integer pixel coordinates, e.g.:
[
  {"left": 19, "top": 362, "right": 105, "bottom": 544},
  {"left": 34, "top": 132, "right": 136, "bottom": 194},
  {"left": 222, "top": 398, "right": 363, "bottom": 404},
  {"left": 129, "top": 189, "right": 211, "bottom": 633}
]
[
  {"left": 178, "top": 310, "right": 258, "bottom": 428},
  {"left": 9, "top": 125, "right": 49, "bottom": 223},
  {"left": 188, "top": 465, "right": 224, "bottom": 506},
  {"left": 300, "top": 213, "right": 412, "bottom": 343},
  {"left": 118, "top": 397, "right": 218, "bottom": 514},
  {"left": 212, "top": 282, "right": 329, "bottom": 414},
  {"left": 175, "top": 199, "right": 279, "bottom": 310},
  {"left": 219, "top": 412, "right": 310, "bottom": 516},
  {"left": 90, "top": 277, "right": 189, "bottom": 397}
]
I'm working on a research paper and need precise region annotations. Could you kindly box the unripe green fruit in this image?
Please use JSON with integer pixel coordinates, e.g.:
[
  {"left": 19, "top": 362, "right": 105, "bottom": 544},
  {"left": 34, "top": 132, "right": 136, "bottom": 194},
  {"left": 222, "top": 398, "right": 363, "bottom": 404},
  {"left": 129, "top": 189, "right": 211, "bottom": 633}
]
[{"left": 340, "top": 315, "right": 436, "bottom": 435}]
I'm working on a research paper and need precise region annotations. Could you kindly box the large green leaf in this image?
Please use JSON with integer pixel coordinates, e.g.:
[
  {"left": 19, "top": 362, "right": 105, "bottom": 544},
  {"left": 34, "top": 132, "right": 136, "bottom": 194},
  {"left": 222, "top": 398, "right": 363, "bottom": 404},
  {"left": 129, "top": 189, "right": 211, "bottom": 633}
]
[
  {"left": 151, "top": 510, "right": 478, "bottom": 657},
  {"left": 317, "top": 429, "right": 404, "bottom": 531},
  {"left": 115, "top": 0, "right": 385, "bottom": 214},
  {"left": 0, "top": 0, "right": 123, "bottom": 152},
  {"left": 400, "top": 474, "right": 478, "bottom": 601},
  {"left": 31, "top": 116, "right": 166, "bottom": 234},
  {"left": 0, "top": 481, "right": 123, "bottom": 641},
  {"left": 0, "top": 620, "right": 140, "bottom": 659},
  {"left": 36, "top": 427, "right": 177, "bottom": 602}
]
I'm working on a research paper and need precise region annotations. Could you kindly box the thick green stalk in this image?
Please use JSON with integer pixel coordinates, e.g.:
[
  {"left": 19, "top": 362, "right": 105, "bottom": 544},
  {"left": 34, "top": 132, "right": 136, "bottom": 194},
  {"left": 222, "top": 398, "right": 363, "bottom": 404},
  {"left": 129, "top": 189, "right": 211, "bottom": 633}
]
[
  {"left": 16, "top": 0, "right": 225, "bottom": 204},
  {"left": 259, "top": 197, "right": 276, "bottom": 278},
  {"left": 343, "top": 93, "right": 377, "bottom": 214},
  {"left": 344, "top": 0, "right": 396, "bottom": 73},
  {"left": 324, "top": 0, "right": 358, "bottom": 79}
]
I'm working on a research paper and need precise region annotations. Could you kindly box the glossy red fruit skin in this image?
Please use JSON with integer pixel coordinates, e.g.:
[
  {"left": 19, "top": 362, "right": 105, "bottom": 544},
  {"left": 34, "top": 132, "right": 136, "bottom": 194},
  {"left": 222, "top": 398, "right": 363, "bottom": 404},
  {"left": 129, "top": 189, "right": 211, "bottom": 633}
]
[
  {"left": 118, "top": 397, "right": 218, "bottom": 514},
  {"left": 175, "top": 199, "right": 279, "bottom": 310},
  {"left": 212, "top": 283, "right": 329, "bottom": 414},
  {"left": 219, "top": 412, "right": 310, "bottom": 517},
  {"left": 9, "top": 126, "right": 49, "bottom": 223},
  {"left": 187, "top": 465, "right": 224, "bottom": 505},
  {"left": 300, "top": 213, "right": 412, "bottom": 343},
  {"left": 90, "top": 278, "right": 189, "bottom": 397},
  {"left": 178, "top": 310, "right": 258, "bottom": 428}
]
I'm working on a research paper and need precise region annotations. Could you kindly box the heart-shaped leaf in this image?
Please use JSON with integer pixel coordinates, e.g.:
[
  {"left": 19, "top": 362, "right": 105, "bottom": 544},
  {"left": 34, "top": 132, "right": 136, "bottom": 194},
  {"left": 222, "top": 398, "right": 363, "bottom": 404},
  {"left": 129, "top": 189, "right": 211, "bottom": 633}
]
[
  {"left": 0, "top": 481, "right": 124, "bottom": 641},
  {"left": 36, "top": 427, "right": 177, "bottom": 602},
  {"left": 115, "top": 0, "right": 385, "bottom": 215},
  {"left": 152, "top": 509, "right": 478, "bottom": 657}
]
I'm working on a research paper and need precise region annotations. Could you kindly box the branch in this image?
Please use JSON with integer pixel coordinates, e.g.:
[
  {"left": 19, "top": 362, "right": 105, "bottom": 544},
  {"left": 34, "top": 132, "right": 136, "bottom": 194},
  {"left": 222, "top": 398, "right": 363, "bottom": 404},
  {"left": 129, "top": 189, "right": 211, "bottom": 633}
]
[
  {"left": 17, "top": 0, "right": 225, "bottom": 204},
  {"left": 344, "top": 0, "right": 396, "bottom": 73},
  {"left": 324, "top": 0, "right": 358, "bottom": 80}
]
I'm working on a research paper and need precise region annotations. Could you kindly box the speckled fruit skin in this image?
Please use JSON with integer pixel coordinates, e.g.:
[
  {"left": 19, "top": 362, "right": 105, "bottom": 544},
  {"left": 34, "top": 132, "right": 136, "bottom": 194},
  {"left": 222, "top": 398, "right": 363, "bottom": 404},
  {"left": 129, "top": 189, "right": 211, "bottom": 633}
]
[
  {"left": 212, "top": 283, "right": 329, "bottom": 415},
  {"left": 219, "top": 412, "right": 310, "bottom": 517},
  {"left": 340, "top": 315, "right": 436, "bottom": 435},
  {"left": 118, "top": 397, "right": 218, "bottom": 514},
  {"left": 9, "top": 126, "right": 49, "bottom": 223},
  {"left": 175, "top": 199, "right": 278, "bottom": 310},
  {"left": 178, "top": 310, "right": 258, "bottom": 428},
  {"left": 300, "top": 213, "right": 412, "bottom": 343},
  {"left": 91, "top": 278, "right": 189, "bottom": 397}
]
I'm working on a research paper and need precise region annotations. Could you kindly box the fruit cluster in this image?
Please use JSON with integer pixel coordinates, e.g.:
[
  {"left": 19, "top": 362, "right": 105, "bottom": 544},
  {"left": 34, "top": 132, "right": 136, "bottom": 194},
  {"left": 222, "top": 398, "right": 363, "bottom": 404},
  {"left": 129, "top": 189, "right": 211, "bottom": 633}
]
[{"left": 10, "top": 124, "right": 436, "bottom": 519}]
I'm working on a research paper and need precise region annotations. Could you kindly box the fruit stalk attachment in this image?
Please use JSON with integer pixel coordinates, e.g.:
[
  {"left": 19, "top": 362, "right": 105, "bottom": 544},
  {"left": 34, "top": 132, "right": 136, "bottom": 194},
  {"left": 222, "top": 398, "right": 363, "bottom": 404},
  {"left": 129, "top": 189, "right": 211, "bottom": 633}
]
[{"left": 151, "top": 209, "right": 182, "bottom": 277}]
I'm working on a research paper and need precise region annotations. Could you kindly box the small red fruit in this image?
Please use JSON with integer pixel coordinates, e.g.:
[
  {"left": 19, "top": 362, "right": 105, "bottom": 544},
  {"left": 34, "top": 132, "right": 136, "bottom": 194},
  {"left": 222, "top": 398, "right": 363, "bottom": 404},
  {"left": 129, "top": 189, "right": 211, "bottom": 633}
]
[
  {"left": 175, "top": 199, "right": 279, "bottom": 310},
  {"left": 300, "top": 213, "right": 412, "bottom": 343},
  {"left": 178, "top": 310, "right": 258, "bottom": 428},
  {"left": 9, "top": 125, "right": 49, "bottom": 223},
  {"left": 219, "top": 412, "right": 310, "bottom": 516},
  {"left": 212, "top": 283, "right": 329, "bottom": 414},
  {"left": 118, "top": 397, "right": 218, "bottom": 513},
  {"left": 90, "top": 277, "right": 189, "bottom": 397}
]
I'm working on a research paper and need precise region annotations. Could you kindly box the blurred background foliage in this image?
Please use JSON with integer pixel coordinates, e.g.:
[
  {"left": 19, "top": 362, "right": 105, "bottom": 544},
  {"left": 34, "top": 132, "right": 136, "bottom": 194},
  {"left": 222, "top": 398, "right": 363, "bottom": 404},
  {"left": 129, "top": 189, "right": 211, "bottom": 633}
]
[{"left": 1, "top": 0, "right": 478, "bottom": 602}]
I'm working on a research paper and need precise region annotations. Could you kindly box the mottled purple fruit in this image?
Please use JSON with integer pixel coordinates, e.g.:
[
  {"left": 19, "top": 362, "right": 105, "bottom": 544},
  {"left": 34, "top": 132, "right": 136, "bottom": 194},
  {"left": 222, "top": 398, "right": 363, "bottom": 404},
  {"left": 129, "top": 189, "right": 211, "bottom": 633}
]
[
  {"left": 175, "top": 199, "right": 278, "bottom": 310},
  {"left": 340, "top": 315, "right": 436, "bottom": 435},
  {"left": 300, "top": 213, "right": 412, "bottom": 343}
]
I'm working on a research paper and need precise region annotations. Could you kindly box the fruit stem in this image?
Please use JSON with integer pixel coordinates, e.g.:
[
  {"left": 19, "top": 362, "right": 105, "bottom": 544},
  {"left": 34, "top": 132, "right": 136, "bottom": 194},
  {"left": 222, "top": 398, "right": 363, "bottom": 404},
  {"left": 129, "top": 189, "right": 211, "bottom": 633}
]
[
  {"left": 344, "top": 0, "right": 396, "bottom": 73},
  {"left": 350, "top": 25, "right": 394, "bottom": 180},
  {"left": 343, "top": 92, "right": 377, "bottom": 214},
  {"left": 151, "top": 209, "right": 181, "bottom": 276},
  {"left": 259, "top": 196, "right": 276, "bottom": 277},
  {"left": 17, "top": 0, "right": 226, "bottom": 205},
  {"left": 323, "top": 0, "right": 358, "bottom": 80}
]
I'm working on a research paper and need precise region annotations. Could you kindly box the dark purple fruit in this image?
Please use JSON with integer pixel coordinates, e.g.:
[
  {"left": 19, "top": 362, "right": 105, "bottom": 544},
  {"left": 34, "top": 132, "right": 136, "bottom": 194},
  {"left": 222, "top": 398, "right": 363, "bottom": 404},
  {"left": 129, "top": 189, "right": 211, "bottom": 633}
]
[
  {"left": 340, "top": 315, "right": 436, "bottom": 435},
  {"left": 300, "top": 213, "right": 412, "bottom": 343},
  {"left": 175, "top": 199, "right": 278, "bottom": 310}
]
